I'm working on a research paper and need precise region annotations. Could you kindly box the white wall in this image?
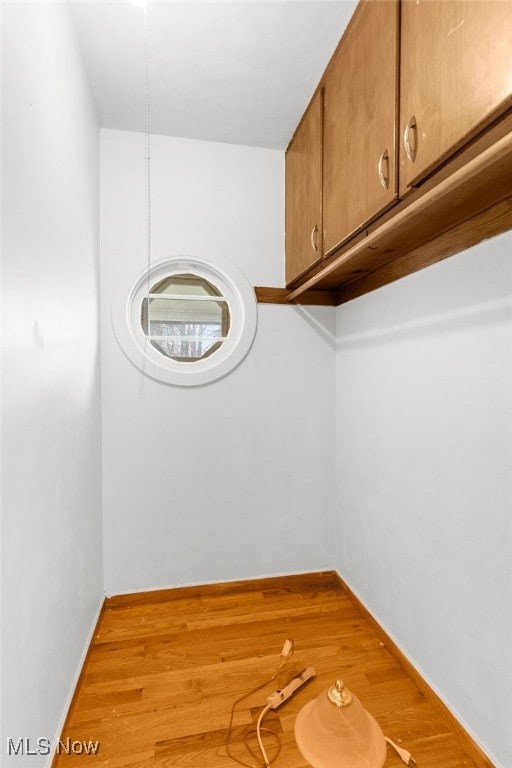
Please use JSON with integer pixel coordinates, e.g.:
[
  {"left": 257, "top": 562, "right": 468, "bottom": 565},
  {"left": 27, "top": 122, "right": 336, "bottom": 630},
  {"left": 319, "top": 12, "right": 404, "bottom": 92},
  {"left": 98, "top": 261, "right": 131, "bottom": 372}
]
[
  {"left": 100, "top": 129, "right": 335, "bottom": 595},
  {"left": 5, "top": 12, "right": 507, "bottom": 766},
  {"left": 1, "top": 3, "right": 103, "bottom": 765},
  {"left": 335, "top": 233, "right": 512, "bottom": 768}
]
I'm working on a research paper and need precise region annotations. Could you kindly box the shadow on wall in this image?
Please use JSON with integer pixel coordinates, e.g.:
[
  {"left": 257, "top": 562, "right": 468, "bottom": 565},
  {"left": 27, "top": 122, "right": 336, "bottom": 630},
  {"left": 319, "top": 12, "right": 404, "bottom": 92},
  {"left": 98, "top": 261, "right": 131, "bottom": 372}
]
[
  {"left": 336, "top": 231, "right": 512, "bottom": 350},
  {"left": 292, "top": 304, "right": 337, "bottom": 348}
]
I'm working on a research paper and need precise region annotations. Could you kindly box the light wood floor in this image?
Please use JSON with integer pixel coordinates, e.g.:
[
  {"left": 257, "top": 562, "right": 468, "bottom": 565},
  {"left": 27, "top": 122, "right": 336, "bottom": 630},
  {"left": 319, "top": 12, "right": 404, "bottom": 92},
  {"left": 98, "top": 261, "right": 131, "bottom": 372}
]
[{"left": 54, "top": 572, "right": 483, "bottom": 768}]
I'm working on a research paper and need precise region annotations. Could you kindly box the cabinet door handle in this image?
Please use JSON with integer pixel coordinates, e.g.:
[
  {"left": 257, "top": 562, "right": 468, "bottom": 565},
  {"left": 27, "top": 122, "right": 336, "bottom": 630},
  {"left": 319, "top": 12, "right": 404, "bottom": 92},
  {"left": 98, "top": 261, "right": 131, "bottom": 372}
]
[
  {"left": 310, "top": 224, "right": 319, "bottom": 253},
  {"left": 404, "top": 115, "right": 417, "bottom": 162},
  {"left": 378, "top": 148, "right": 390, "bottom": 189}
]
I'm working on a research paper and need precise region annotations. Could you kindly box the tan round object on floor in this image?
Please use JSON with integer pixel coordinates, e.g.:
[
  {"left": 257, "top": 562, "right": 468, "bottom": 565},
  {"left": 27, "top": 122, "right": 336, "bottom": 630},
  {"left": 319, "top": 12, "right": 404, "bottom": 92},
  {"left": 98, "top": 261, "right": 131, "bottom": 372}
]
[{"left": 294, "top": 681, "right": 387, "bottom": 768}]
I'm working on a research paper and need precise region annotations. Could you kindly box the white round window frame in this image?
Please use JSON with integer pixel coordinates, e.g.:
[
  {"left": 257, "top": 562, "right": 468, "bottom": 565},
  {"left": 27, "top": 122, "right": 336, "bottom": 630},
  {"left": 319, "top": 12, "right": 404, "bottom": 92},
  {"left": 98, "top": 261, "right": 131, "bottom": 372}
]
[{"left": 112, "top": 255, "right": 257, "bottom": 386}]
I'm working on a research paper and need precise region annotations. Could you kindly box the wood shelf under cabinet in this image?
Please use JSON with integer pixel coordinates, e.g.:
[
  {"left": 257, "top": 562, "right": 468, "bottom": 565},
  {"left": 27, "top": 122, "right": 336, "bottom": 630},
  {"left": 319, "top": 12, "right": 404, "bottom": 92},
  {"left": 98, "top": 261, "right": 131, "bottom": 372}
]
[{"left": 287, "top": 114, "right": 512, "bottom": 306}]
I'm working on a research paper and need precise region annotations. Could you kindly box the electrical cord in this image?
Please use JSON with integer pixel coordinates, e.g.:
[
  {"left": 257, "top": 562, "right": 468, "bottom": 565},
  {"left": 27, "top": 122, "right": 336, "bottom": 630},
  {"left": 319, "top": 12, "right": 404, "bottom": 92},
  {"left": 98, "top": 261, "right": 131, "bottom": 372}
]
[
  {"left": 225, "top": 640, "right": 294, "bottom": 768},
  {"left": 242, "top": 721, "right": 281, "bottom": 768},
  {"left": 226, "top": 641, "right": 415, "bottom": 768},
  {"left": 256, "top": 704, "right": 272, "bottom": 768},
  {"left": 385, "top": 736, "right": 417, "bottom": 766}
]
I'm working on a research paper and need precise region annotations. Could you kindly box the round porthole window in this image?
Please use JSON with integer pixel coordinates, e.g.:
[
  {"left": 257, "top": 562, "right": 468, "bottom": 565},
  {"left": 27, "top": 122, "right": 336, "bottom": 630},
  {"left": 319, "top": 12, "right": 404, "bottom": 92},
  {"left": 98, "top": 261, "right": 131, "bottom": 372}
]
[{"left": 112, "top": 256, "right": 257, "bottom": 386}]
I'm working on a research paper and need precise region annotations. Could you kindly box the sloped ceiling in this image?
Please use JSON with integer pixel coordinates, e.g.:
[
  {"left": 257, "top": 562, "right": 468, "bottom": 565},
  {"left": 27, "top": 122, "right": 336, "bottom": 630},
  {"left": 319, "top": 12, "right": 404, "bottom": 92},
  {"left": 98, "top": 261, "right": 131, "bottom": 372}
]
[{"left": 70, "top": 1, "right": 357, "bottom": 148}]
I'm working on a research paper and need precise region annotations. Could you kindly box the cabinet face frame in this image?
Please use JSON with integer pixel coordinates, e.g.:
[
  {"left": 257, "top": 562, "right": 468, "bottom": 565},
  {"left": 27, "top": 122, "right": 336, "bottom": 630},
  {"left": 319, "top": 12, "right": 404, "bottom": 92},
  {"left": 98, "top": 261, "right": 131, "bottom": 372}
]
[
  {"left": 322, "top": 0, "right": 400, "bottom": 257},
  {"left": 285, "top": 89, "right": 324, "bottom": 286},
  {"left": 399, "top": 0, "right": 512, "bottom": 195}
]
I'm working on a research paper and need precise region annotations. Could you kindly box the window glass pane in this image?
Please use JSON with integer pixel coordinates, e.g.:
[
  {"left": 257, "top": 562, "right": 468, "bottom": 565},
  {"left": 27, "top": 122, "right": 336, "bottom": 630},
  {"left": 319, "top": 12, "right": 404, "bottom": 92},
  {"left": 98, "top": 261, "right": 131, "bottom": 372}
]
[
  {"left": 140, "top": 274, "right": 230, "bottom": 361},
  {"left": 151, "top": 336, "right": 223, "bottom": 362},
  {"left": 151, "top": 273, "right": 223, "bottom": 297},
  {"left": 148, "top": 297, "right": 228, "bottom": 326}
]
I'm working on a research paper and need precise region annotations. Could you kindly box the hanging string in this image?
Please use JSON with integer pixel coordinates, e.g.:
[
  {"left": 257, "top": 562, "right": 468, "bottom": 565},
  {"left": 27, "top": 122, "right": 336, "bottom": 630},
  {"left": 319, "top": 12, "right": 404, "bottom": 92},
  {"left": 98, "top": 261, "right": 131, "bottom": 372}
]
[
  {"left": 136, "top": 1, "right": 152, "bottom": 401},
  {"left": 144, "top": 3, "right": 152, "bottom": 339}
]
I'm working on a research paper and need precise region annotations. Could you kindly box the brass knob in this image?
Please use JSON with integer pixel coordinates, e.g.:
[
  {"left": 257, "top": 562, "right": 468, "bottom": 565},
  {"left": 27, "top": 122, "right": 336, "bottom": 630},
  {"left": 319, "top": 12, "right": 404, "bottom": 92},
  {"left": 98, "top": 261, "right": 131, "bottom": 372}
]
[{"left": 327, "top": 679, "right": 353, "bottom": 707}]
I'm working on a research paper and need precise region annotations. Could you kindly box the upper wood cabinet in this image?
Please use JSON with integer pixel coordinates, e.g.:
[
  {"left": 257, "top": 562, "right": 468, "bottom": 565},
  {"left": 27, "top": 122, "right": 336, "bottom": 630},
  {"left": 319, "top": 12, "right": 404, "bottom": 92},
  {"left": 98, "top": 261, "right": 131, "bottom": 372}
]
[
  {"left": 323, "top": 0, "right": 399, "bottom": 256},
  {"left": 283, "top": 0, "right": 512, "bottom": 304},
  {"left": 285, "top": 89, "right": 323, "bottom": 285},
  {"left": 400, "top": 0, "right": 512, "bottom": 194}
]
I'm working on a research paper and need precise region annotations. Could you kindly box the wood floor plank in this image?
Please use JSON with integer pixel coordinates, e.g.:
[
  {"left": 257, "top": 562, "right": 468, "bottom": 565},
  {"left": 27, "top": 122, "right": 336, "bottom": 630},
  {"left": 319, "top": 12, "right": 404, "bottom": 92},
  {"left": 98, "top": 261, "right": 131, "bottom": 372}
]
[
  {"left": 53, "top": 573, "right": 493, "bottom": 768},
  {"left": 105, "top": 572, "right": 340, "bottom": 609}
]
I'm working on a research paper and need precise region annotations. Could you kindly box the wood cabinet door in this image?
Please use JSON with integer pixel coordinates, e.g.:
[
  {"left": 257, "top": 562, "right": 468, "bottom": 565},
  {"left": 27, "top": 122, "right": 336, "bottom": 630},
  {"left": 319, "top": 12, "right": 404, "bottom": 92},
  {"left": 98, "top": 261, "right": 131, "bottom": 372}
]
[
  {"left": 323, "top": 0, "right": 399, "bottom": 256},
  {"left": 400, "top": 0, "right": 512, "bottom": 195},
  {"left": 285, "top": 89, "right": 323, "bottom": 286}
]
